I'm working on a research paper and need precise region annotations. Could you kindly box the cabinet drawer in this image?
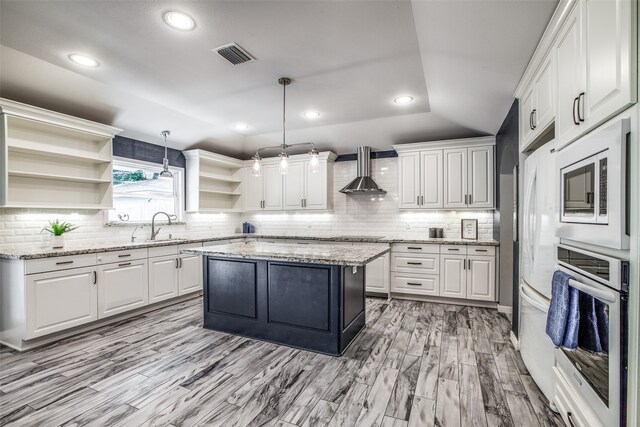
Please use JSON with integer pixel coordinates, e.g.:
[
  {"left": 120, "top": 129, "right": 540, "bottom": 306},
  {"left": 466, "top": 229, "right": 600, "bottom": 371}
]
[
  {"left": 26, "top": 253, "right": 97, "bottom": 275},
  {"left": 467, "top": 246, "right": 495, "bottom": 256},
  {"left": 391, "top": 272, "right": 439, "bottom": 296},
  {"left": 97, "top": 248, "right": 147, "bottom": 265},
  {"left": 390, "top": 253, "right": 439, "bottom": 274},
  {"left": 553, "top": 366, "right": 603, "bottom": 427},
  {"left": 148, "top": 244, "right": 178, "bottom": 258},
  {"left": 441, "top": 245, "right": 467, "bottom": 255},
  {"left": 392, "top": 243, "right": 439, "bottom": 254}
]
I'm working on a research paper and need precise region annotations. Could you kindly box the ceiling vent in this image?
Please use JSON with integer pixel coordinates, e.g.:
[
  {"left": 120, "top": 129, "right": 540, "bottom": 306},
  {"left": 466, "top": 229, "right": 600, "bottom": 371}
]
[{"left": 213, "top": 43, "right": 256, "bottom": 65}]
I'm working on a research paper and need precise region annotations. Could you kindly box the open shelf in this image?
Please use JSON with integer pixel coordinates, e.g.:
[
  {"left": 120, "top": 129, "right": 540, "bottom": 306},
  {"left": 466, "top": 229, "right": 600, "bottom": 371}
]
[
  {"left": 1, "top": 99, "right": 120, "bottom": 209},
  {"left": 7, "top": 170, "right": 112, "bottom": 184},
  {"left": 199, "top": 189, "right": 242, "bottom": 196},
  {"left": 199, "top": 172, "right": 243, "bottom": 184}
]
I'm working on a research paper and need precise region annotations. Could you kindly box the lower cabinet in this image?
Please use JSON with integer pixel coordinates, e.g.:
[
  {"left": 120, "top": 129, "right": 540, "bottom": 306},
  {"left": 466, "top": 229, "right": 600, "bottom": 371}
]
[
  {"left": 391, "top": 272, "right": 439, "bottom": 296},
  {"left": 439, "top": 255, "right": 467, "bottom": 298},
  {"left": 365, "top": 252, "right": 390, "bottom": 294},
  {"left": 97, "top": 260, "right": 148, "bottom": 318},
  {"left": 148, "top": 255, "right": 180, "bottom": 303},
  {"left": 179, "top": 254, "right": 202, "bottom": 295},
  {"left": 25, "top": 266, "right": 97, "bottom": 339},
  {"left": 467, "top": 256, "right": 496, "bottom": 301}
]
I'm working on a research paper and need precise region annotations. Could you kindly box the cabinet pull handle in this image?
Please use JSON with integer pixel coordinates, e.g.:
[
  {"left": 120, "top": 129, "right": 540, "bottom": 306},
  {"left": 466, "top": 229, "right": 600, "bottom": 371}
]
[
  {"left": 567, "top": 412, "right": 576, "bottom": 427},
  {"left": 93, "top": 271, "right": 97, "bottom": 284},
  {"left": 572, "top": 96, "right": 579, "bottom": 125},
  {"left": 578, "top": 92, "right": 585, "bottom": 122},
  {"left": 417, "top": 196, "right": 420, "bottom": 205},
  {"left": 119, "top": 262, "right": 132, "bottom": 267},
  {"left": 179, "top": 258, "right": 183, "bottom": 268},
  {"left": 531, "top": 109, "right": 537, "bottom": 129},
  {"left": 447, "top": 248, "right": 460, "bottom": 251},
  {"left": 529, "top": 111, "right": 534, "bottom": 130},
  {"left": 464, "top": 194, "right": 468, "bottom": 205},
  {"left": 118, "top": 254, "right": 131, "bottom": 258},
  {"left": 407, "top": 247, "right": 422, "bottom": 250},
  {"left": 406, "top": 282, "right": 422, "bottom": 286},
  {"left": 468, "top": 259, "right": 471, "bottom": 270},
  {"left": 475, "top": 249, "right": 488, "bottom": 252},
  {"left": 407, "top": 262, "right": 423, "bottom": 265},
  {"left": 297, "top": 242, "right": 310, "bottom": 245},
  {"left": 304, "top": 198, "right": 307, "bottom": 208},
  {"left": 469, "top": 194, "right": 472, "bottom": 205},
  {"left": 56, "top": 260, "right": 74, "bottom": 265},
  {"left": 176, "top": 258, "right": 180, "bottom": 268}
]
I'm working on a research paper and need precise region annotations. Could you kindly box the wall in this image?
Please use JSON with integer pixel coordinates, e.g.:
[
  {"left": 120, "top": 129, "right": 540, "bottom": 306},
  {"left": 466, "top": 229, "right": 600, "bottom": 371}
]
[
  {"left": 494, "top": 100, "right": 519, "bottom": 317},
  {"left": 243, "top": 156, "right": 494, "bottom": 238}
]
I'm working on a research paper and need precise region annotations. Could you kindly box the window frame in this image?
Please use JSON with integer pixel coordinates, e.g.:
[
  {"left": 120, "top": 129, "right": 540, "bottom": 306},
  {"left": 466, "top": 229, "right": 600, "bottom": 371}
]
[{"left": 105, "top": 156, "right": 185, "bottom": 224}]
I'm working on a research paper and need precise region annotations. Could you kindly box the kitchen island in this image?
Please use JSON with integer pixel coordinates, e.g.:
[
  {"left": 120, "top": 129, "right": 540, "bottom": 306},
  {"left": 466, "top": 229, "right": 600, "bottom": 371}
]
[{"left": 181, "top": 241, "right": 390, "bottom": 355}]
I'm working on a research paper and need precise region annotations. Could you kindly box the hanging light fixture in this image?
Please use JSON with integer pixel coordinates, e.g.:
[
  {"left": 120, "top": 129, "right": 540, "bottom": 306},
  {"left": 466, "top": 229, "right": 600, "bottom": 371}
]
[
  {"left": 250, "top": 77, "right": 322, "bottom": 176},
  {"left": 251, "top": 153, "right": 262, "bottom": 177},
  {"left": 159, "top": 130, "right": 173, "bottom": 179},
  {"left": 308, "top": 146, "right": 320, "bottom": 174}
]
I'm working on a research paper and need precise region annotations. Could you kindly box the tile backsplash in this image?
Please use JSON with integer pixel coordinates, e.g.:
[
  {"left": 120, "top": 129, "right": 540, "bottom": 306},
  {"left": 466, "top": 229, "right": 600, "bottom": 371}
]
[
  {"left": 0, "top": 157, "right": 493, "bottom": 249},
  {"left": 242, "top": 157, "right": 494, "bottom": 239}
]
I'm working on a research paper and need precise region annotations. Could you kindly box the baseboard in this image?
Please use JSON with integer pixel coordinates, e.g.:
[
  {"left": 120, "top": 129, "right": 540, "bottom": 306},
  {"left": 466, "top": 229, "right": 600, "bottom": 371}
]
[
  {"left": 497, "top": 304, "right": 513, "bottom": 314},
  {"left": 510, "top": 330, "right": 519, "bottom": 350},
  {"left": 389, "top": 293, "right": 497, "bottom": 309}
]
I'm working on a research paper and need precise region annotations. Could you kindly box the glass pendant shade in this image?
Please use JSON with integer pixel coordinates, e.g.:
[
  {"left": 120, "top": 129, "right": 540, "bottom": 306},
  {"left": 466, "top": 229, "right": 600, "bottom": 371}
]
[
  {"left": 159, "top": 130, "right": 173, "bottom": 179},
  {"left": 251, "top": 155, "right": 262, "bottom": 177},
  {"left": 279, "top": 152, "right": 289, "bottom": 175},
  {"left": 309, "top": 148, "right": 320, "bottom": 173}
]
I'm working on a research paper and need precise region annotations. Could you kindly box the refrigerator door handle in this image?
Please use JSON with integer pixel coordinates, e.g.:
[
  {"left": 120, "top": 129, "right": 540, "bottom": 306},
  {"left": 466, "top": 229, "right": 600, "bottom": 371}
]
[
  {"left": 520, "top": 282, "right": 549, "bottom": 312},
  {"left": 522, "top": 166, "right": 537, "bottom": 270}
]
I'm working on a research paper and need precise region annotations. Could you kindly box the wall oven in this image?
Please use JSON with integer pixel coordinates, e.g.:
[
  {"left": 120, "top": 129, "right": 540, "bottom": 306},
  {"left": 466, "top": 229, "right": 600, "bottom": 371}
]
[
  {"left": 556, "top": 118, "right": 630, "bottom": 250},
  {"left": 554, "top": 244, "right": 629, "bottom": 427}
]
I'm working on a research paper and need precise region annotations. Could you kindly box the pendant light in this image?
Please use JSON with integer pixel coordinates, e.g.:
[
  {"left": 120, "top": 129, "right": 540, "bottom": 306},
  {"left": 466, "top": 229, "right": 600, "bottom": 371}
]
[
  {"left": 278, "top": 77, "right": 291, "bottom": 175},
  {"left": 308, "top": 146, "right": 320, "bottom": 174},
  {"left": 159, "top": 130, "right": 173, "bottom": 179},
  {"left": 251, "top": 153, "right": 262, "bottom": 177}
]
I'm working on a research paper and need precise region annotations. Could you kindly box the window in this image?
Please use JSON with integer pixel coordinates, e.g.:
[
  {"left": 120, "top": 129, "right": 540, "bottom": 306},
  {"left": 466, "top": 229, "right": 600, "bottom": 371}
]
[{"left": 108, "top": 158, "right": 184, "bottom": 223}]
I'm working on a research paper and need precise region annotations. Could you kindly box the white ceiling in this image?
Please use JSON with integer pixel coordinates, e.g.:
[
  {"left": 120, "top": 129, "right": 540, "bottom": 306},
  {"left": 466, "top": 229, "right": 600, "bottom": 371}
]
[{"left": 0, "top": 0, "right": 557, "bottom": 158}]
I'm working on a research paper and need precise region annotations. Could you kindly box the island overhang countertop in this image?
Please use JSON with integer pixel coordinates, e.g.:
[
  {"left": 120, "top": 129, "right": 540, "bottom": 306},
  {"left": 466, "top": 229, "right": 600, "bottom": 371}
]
[{"left": 180, "top": 241, "right": 390, "bottom": 266}]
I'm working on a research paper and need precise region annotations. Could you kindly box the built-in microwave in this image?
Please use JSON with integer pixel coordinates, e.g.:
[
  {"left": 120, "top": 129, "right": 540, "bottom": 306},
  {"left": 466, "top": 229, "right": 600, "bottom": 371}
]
[{"left": 556, "top": 118, "right": 630, "bottom": 250}]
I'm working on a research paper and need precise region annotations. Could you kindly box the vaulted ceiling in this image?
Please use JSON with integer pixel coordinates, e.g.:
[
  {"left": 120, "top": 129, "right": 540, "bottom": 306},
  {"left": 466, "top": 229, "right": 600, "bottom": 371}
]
[{"left": 0, "top": 0, "right": 557, "bottom": 158}]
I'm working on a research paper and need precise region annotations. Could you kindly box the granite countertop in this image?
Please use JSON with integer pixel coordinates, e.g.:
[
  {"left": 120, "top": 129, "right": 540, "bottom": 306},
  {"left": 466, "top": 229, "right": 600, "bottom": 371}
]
[
  {"left": 181, "top": 242, "right": 391, "bottom": 266},
  {"left": 0, "top": 233, "right": 498, "bottom": 260}
]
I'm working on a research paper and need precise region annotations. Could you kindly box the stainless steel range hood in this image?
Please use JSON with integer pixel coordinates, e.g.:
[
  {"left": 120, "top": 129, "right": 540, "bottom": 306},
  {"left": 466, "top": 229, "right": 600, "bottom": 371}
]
[{"left": 339, "top": 146, "right": 386, "bottom": 194}]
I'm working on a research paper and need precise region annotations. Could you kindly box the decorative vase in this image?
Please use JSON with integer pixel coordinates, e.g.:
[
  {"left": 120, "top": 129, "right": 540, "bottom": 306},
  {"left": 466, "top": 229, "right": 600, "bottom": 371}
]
[{"left": 51, "top": 235, "right": 65, "bottom": 249}]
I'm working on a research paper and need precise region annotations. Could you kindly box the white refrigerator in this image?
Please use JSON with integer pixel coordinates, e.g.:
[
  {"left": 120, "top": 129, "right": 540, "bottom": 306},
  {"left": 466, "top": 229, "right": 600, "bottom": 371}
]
[{"left": 519, "top": 138, "right": 558, "bottom": 403}]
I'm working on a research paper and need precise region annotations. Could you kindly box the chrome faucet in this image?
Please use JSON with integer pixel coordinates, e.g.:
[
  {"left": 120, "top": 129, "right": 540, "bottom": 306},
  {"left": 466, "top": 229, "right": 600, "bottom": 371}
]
[{"left": 150, "top": 212, "right": 175, "bottom": 240}]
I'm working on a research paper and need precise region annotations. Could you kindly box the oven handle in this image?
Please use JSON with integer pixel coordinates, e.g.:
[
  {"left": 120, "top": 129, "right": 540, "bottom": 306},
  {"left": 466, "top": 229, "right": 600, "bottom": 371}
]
[{"left": 555, "top": 266, "right": 617, "bottom": 303}]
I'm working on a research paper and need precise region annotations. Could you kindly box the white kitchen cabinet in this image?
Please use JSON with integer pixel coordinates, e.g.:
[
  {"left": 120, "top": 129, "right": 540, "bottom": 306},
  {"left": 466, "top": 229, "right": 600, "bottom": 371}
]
[
  {"left": 244, "top": 164, "right": 282, "bottom": 211},
  {"left": 97, "top": 259, "right": 148, "bottom": 318},
  {"left": 466, "top": 256, "right": 496, "bottom": 302},
  {"left": 244, "top": 167, "right": 264, "bottom": 211},
  {"left": 397, "top": 152, "right": 421, "bottom": 209},
  {"left": 555, "top": 3, "right": 586, "bottom": 144},
  {"left": 443, "top": 148, "right": 467, "bottom": 209},
  {"left": 25, "top": 266, "right": 97, "bottom": 339},
  {"left": 283, "top": 159, "right": 330, "bottom": 210},
  {"left": 444, "top": 145, "right": 494, "bottom": 209},
  {"left": 391, "top": 272, "right": 439, "bottom": 296},
  {"left": 520, "top": 55, "right": 555, "bottom": 152},
  {"left": 467, "top": 146, "right": 494, "bottom": 208},
  {"left": 178, "top": 254, "right": 202, "bottom": 295},
  {"left": 148, "top": 254, "right": 180, "bottom": 303},
  {"left": 365, "top": 252, "right": 389, "bottom": 294},
  {"left": 439, "top": 255, "right": 467, "bottom": 299},
  {"left": 555, "top": 0, "right": 636, "bottom": 145}
]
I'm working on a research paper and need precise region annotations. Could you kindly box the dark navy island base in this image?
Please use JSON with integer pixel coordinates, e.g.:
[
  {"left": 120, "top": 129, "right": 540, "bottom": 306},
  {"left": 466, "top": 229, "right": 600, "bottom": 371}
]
[{"left": 202, "top": 257, "right": 366, "bottom": 356}]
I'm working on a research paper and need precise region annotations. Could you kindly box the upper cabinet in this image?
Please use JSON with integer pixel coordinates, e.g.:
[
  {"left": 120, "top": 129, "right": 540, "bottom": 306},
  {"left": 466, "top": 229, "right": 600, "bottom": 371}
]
[
  {"left": 245, "top": 151, "right": 336, "bottom": 212},
  {"left": 184, "top": 150, "right": 245, "bottom": 213},
  {"left": 394, "top": 137, "right": 495, "bottom": 210},
  {"left": 0, "top": 98, "right": 121, "bottom": 209},
  {"left": 517, "top": 0, "right": 636, "bottom": 150},
  {"left": 520, "top": 56, "right": 555, "bottom": 152}
]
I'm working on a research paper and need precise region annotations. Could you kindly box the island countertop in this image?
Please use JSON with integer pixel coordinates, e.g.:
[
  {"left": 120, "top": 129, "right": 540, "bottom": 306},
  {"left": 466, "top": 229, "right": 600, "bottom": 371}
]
[{"left": 181, "top": 241, "right": 390, "bottom": 266}]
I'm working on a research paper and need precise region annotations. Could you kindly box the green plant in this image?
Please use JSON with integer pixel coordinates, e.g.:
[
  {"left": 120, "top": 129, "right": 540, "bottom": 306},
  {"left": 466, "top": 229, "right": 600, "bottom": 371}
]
[{"left": 42, "top": 220, "right": 78, "bottom": 236}]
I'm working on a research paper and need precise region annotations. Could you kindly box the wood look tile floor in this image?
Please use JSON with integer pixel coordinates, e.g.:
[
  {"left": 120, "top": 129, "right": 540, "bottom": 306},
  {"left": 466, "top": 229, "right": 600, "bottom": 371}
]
[{"left": 0, "top": 297, "right": 564, "bottom": 427}]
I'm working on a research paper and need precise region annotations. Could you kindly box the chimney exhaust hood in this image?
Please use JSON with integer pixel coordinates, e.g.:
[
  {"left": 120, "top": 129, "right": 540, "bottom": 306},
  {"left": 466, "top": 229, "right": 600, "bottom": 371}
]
[{"left": 339, "top": 146, "right": 387, "bottom": 194}]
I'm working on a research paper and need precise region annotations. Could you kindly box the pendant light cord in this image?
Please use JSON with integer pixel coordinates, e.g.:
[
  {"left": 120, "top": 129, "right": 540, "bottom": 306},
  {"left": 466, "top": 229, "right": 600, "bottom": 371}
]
[{"left": 282, "top": 80, "right": 286, "bottom": 148}]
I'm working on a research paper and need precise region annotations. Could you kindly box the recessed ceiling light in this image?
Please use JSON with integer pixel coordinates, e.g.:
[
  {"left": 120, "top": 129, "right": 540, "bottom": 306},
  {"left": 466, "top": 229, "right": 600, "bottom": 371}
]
[
  {"left": 235, "top": 123, "right": 249, "bottom": 131},
  {"left": 163, "top": 11, "right": 196, "bottom": 31},
  {"left": 304, "top": 111, "right": 321, "bottom": 119},
  {"left": 68, "top": 54, "right": 99, "bottom": 67},
  {"left": 393, "top": 95, "right": 414, "bottom": 104}
]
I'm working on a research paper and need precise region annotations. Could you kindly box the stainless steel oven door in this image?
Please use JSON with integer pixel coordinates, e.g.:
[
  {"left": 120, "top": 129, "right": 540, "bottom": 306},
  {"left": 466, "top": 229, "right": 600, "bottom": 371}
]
[{"left": 554, "top": 264, "right": 622, "bottom": 427}]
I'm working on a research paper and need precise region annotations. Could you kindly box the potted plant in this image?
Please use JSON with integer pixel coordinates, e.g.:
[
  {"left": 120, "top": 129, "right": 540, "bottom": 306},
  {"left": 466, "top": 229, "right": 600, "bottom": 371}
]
[{"left": 42, "top": 220, "right": 78, "bottom": 249}]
